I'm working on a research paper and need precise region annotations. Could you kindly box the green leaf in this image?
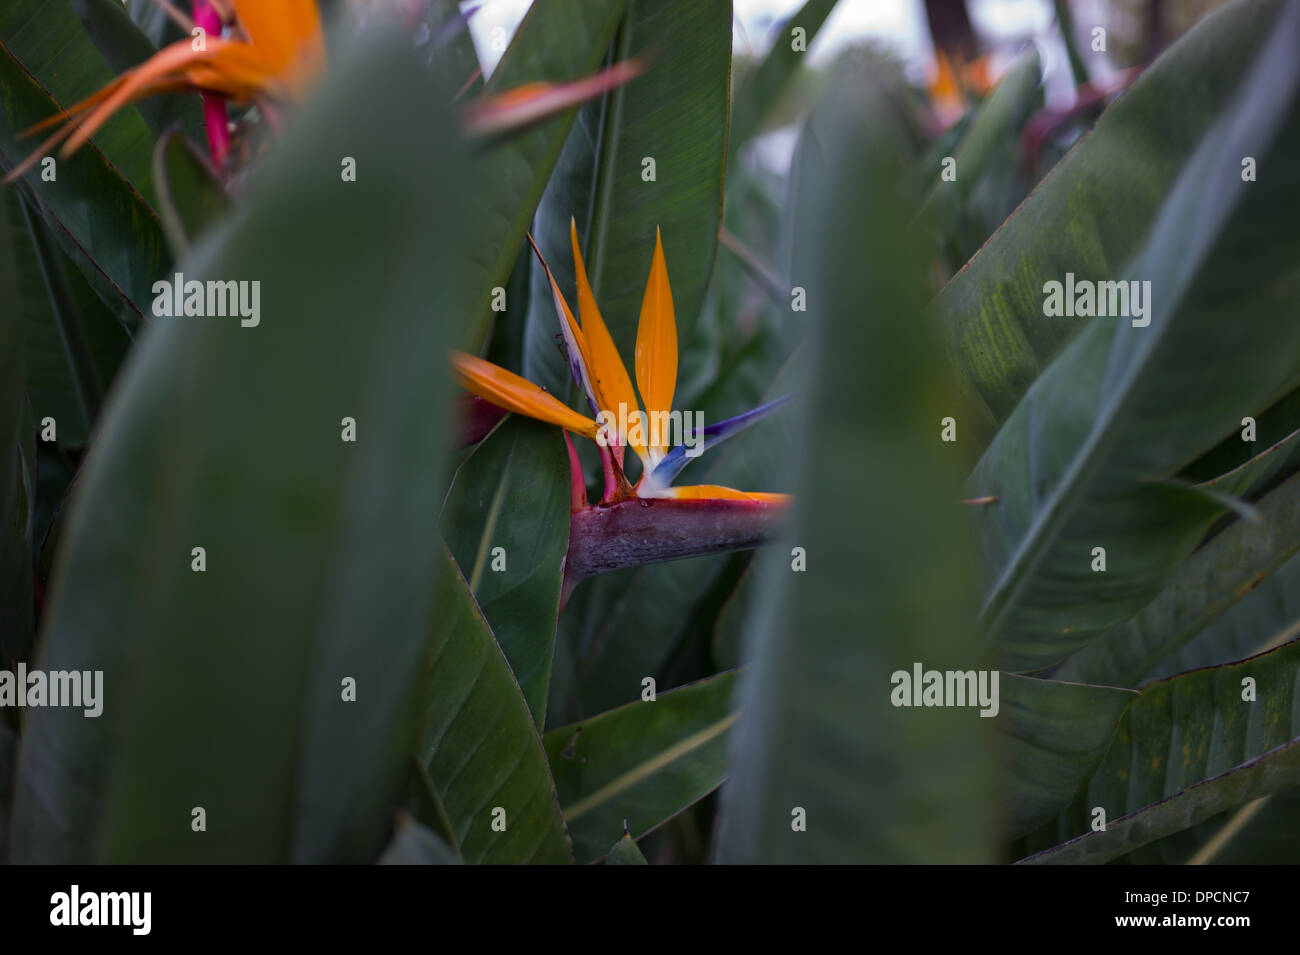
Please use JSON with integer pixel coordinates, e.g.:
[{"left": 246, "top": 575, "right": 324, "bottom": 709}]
[
  {"left": 1146, "top": 551, "right": 1300, "bottom": 683},
  {"left": 1022, "top": 636, "right": 1300, "bottom": 865},
  {"left": 0, "top": 37, "right": 168, "bottom": 325},
  {"left": 0, "top": 0, "right": 157, "bottom": 185},
  {"left": 2, "top": 192, "right": 129, "bottom": 449},
  {"left": 605, "top": 831, "right": 648, "bottom": 865},
  {"left": 69, "top": 0, "right": 202, "bottom": 139},
  {"left": 932, "top": 0, "right": 1290, "bottom": 453},
  {"left": 0, "top": 720, "right": 15, "bottom": 859},
  {"left": 544, "top": 670, "right": 737, "bottom": 864},
  {"left": 523, "top": 0, "right": 732, "bottom": 395},
  {"left": 377, "top": 816, "right": 463, "bottom": 865},
  {"left": 423, "top": 548, "right": 573, "bottom": 864},
  {"left": 973, "top": 2, "right": 1300, "bottom": 671},
  {"left": 10, "top": 28, "right": 465, "bottom": 863},
  {"left": 441, "top": 415, "right": 570, "bottom": 726},
  {"left": 996, "top": 674, "right": 1135, "bottom": 838},
  {"left": 716, "top": 66, "right": 997, "bottom": 863},
  {"left": 918, "top": 48, "right": 1042, "bottom": 247},
  {"left": 127, "top": 0, "right": 184, "bottom": 50},
  {"left": 1055, "top": 470, "right": 1300, "bottom": 687},
  {"left": 727, "top": 0, "right": 837, "bottom": 161},
  {"left": 153, "top": 129, "right": 231, "bottom": 257},
  {"left": 0, "top": 185, "right": 34, "bottom": 670},
  {"left": 452, "top": 0, "right": 630, "bottom": 351}
]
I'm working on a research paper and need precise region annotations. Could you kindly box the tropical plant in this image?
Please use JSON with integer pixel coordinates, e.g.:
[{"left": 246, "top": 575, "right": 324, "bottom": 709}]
[{"left": 0, "top": 0, "right": 1297, "bottom": 865}]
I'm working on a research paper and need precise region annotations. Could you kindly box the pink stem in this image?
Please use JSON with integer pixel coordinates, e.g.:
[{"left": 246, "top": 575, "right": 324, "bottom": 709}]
[
  {"left": 564, "top": 432, "right": 588, "bottom": 512},
  {"left": 192, "top": 2, "right": 230, "bottom": 169}
]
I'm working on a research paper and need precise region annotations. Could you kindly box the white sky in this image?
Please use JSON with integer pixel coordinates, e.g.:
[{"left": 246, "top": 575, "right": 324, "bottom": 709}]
[{"left": 462, "top": 0, "right": 1106, "bottom": 102}]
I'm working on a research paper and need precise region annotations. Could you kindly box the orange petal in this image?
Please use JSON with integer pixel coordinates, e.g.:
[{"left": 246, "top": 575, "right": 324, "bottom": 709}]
[
  {"left": 451, "top": 350, "right": 598, "bottom": 439},
  {"left": 60, "top": 37, "right": 247, "bottom": 155},
  {"left": 231, "top": 0, "right": 324, "bottom": 90},
  {"left": 528, "top": 235, "right": 600, "bottom": 417},
  {"left": 634, "top": 227, "right": 677, "bottom": 458},
  {"left": 569, "top": 218, "right": 646, "bottom": 462},
  {"left": 659, "top": 485, "right": 790, "bottom": 504},
  {"left": 462, "top": 59, "right": 644, "bottom": 137}
]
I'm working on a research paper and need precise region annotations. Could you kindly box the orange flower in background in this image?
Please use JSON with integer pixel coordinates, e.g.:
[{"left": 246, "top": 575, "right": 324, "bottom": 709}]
[{"left": 4, "top": 0, "right": 324, "bottom": 181}]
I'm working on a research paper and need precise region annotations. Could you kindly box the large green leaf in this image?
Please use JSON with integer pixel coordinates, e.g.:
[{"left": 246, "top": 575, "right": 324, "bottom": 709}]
[
  {"left": 0, "top": 185, "right": 34, "bottom": 670},
  {"left": 716, "top": 67, "right": 997, "bottom": 863},
  {"left": 1146, "top": 551, "right": 1300, "bottom": 683},
  {"left": 919, "top": 48, "right": 1042, "bottom": 252},
  {"left": 544, "top": 670, "right": 737, "bottom": 863},
  {"left": 0, "top": 0, "right": 156, "bottom": 186},
  {"left": 727, "top": 0, "right": 837, "bottom": 162},
  {"left": 453, "top": 0, "right": 629, "bottom": 352},
  {"left": 422, "top": 549, "right": 572, "bottom": 864},
  {"left": 2, "top": 192, "right": 129, "bottom": 450},
  {"left": 0, "top": 36, "right": 168, "bottom": 324},
  {"left": 441, "top": 414, "right": 570, "bottom": 726},
  {"left": 69, "top": 0, "right": 202, "bottom": 140},
  {"left": 11, "top": 28, "right": 465, "bottom": 863},
  {"left": 1022, "top": 636, "right": 1300, "bottom": 864},
  {"left": 973, "top": 1, "right": 1300, "bottom": 671},
  {"left": 1055, "top": 470, "right": 1300, "bottom": 687},
  {"left": 0, "top": 720, "right": 15, "bottom": 858},
  {"left": 523, "top": 0, "right": 732, "bottom": 397},
  {"left": 996, "top": 674, "right": 1134, "bottom": 838},
  {"left": 932, "top": 0, "right": 1289, "bottom": 453}
]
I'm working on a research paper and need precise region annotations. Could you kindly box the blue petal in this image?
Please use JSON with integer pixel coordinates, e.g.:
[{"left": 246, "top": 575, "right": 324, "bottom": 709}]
[{"left": 649, "top": 394, "right": 794, "bottom": 487}]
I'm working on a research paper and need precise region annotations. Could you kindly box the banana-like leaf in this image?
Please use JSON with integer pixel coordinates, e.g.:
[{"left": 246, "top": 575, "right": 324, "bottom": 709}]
[
  {"left": 69, "top": 0, "right": 202, "bottom": 139},
  {"left": 453, "top": 0, "right": 629, "bottom": 351},
  {"left": 973, "top": 1, "right": 1300, "bottom": 671},
  {"left": 1147, "top": 551, "right": 1300, "bottom": 683},
  {"left": 423, "top": 549, "right": 572, "bottom": 864},
  {"left": 996, "top": 674, "right": 1134, "bottom": 839},
  {"left": 0, "top": 720, "right": 15, "bottom": 859},
  {"left": 544, "top": 670, "right": 736, "bottom": 864},
  {"left": 1022, "top": 636, "right": 1300, "bottom": 864},
  {"left": 441, "top": 415, "right": 570, "bottom": 726},
  {"left": 0, "top": 25, "right": 168, "bottom": 325},
  {"left": 10, "top": 29, "right": 465, "bottom": 863},
  {"left": 727, "top": 0, "right": 837, "bottom": 161},
  {"left": 1055, "top": 470, "right": 1300, "bottom": 687},
  {"left": 716, "top": 68, "right": 996, "bottom": 863},
  {"left": 523, "top": 0, "right": 731, "bottom": 397},
  {"left": 0, "top": 191, "right": 34, "bottom": 670},
  {"left": 1181, "top": 385, "right": 1300, "bottom": 499},
  {"left": 931, "top": 0, "right": 1289, "bottom": 452},
  {"left": 128, "top": 0, "right": 185, "bottom": 50},
  {"left": 918, "top": 48, "right": 1042, "bottom": 246}
]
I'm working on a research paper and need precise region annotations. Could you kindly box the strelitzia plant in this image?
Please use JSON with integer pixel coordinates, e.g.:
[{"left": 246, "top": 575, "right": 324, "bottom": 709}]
[
  {"left": 4, "top": 0, "right": 639, "bottom": 179},
  {"left": 453, "top": 221, "right": 792, "bottom": 593}
]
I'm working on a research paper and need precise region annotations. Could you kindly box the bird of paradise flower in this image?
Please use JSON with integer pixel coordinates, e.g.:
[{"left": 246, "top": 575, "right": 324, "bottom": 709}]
[
  {"left": 3, "top": 0, "right": 643, "bottom": 180},
  {"left": 453, "top": 221, "right": 792, "bottom": 590}
]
